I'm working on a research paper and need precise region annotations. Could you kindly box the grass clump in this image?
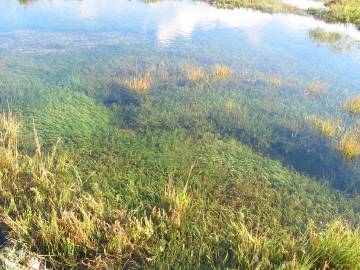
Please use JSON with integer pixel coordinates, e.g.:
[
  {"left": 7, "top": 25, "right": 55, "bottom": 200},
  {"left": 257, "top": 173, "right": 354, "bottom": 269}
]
[
  {"left": 213, "top": 64, "right": 233, "bottom": 80},
  {"left": 185, "top": 66, "right": 206, "bottom": 82},
  {"left": 309, "top": 27, "right": 343, "bottom": 44},
  {"left": 337, "top": 133, "right": 360, "bottom": 161},
  {"left": 267, "top": 76, "right": 283, "bottom": 88},
  {"left": 121, "top": 74, "right": 152, "bottom": 94},
  {"left": 308, "top": 27, "right": 355, "bottom": 52},
  {"left": 344, "top": 95, "right": 360, "bottom": 117},
  {"left": 325, "top": 0, "right": 360, "bottom": 29},
  {"left": 308, "top": 220, "right": 360, "bottom": 269},
  {"left": 307, "top": 116, "right": 337, "bottom": 138},
  {"left": 305, "top": 80, "right": 329, "bottom": 96}
]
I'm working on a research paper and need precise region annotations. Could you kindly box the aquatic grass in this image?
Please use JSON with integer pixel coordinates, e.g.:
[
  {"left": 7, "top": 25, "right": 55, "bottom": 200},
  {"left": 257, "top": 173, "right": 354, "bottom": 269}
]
[
  {"left": 185, "top": 66, "right": 206, "bottom": 82},
  {"left": 325, "top": 0, "right": 360, "bottom": 29},
  {"left": 1, "top": 115, "right": 360, "bottom": 268},
  {"left": 306, "top": 116, "right": 337, "bottom": 138},
  {"left": 309, "top": 27, "right": 343, "bottom": 44},
  {"left": 0, "top": 114, "right": 160, "bottom": 268},
  {"left": 337, "top": 133, "right": 360, "bottom": 161},
  {"left": 344, "top": 95, "right": 360, "bottom": 117},
  {"left": 121, "top": 75, "right": 152, "bottom": 94},
  {"left": 308, "top": 27, "right": 351, "bottom": 51},
  {"left": 267, "top": 76, "right": 283, "bottom": 88},
  {"left": 225, "top": 98, "right": 235, "bottom": 112},
  {"left": 1, "top": 36, "right": 360, "bottom": 268},
  {"left": 305, "top": 80, "right": 329, "bottom": 96},
  {"left": 212, "top": 64, "right": 233, "bottom": 80}
]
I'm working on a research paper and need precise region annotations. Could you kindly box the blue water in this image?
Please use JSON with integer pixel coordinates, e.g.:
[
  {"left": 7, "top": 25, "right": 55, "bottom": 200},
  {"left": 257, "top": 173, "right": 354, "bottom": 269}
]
[
  {"left": 1, "top": 1, "right": 359, "bottom": 88},
  {"left": 1, "top": 0, "right": 360, "bottom": 190}
]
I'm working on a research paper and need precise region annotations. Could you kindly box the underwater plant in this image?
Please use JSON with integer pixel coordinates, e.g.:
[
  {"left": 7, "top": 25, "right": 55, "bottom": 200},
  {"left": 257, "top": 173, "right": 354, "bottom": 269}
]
[
  {"left": 186, "top": 66, "right": 206, "bottom": 82},
  {"left": 267, "top": 76, "right": 283, "bottom": 88},
  {"left": 121, "top": 74, "right": 152, "bottom": 94},
  {"left": 309, "top": 27, "right": 343, "bottom": 44},
  {"left": 213, "top": 64, "right": 233, "bottom": 80},
  {"left": 344, "top": 95, "right": 360, "bottom": 117},
  {"left": 305, "top": 80, "right": 329, "bottom": 96},
  {"left": 337, "top": 133, "right": 360, "bottom": 161},
  {"left": 307, "top": 116, "right": 337, "bottom": 138}
]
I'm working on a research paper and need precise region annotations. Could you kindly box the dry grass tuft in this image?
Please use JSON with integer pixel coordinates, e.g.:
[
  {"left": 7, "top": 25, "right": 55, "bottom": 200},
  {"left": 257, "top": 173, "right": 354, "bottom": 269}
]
[
  {"left": 213, "top": 64, "right": 233, "bottom": 80},
  {"left": 186, "top": 66, "right": 206, "bottom": 82},
  {"left": 337, "top": 133, "right": 360, "bottom": 161},
  {"left": 267, "top": 77, "right": 283, "bottom": 88},
  {"left": 307, "top": 116, "right": 337, "bottom": 138},
  {"left": 122, "top": 75, "right": 152, "bottom": 94},
  {"left": 162, "top": 180, "right": 190, "bottom": 228},
  {"left": 305, "top": 80, "right": 329, "bottom": 96},
  {"left": 344, "top": 95, "right": 360, "bottom": 118}
]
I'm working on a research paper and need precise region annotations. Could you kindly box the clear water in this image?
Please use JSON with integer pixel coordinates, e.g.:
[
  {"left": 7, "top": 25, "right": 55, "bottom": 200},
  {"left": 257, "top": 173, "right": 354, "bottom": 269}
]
[{"left": 1, "top": 0, "right": 360, "bottom": 190}]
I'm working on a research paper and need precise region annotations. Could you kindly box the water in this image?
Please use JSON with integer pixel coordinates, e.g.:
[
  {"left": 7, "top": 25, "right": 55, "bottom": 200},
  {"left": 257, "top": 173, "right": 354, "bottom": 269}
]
[{"left": 0, "top": 0, "right": 360, "bottom": 191}]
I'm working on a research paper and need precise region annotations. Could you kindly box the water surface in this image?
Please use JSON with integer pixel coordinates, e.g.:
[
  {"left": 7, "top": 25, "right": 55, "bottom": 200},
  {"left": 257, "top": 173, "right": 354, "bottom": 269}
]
[{"left": 1, "top": 0, "right": 360, "bottom": 191}]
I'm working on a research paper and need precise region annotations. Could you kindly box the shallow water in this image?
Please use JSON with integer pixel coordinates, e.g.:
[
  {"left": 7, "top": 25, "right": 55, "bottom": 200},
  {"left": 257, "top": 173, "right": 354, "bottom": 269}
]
[{"left": 0, "top": 0, "right": 360, "bottom": 190}]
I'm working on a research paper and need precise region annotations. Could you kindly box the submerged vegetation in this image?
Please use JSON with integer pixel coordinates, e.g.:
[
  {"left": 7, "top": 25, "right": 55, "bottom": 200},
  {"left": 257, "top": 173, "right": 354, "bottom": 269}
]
[
  {"left": 121, "top": 75, "right": 152, "bottom": 94},
  {"left": 310, "top": 27, "right": 343, "bottom": 44},
  {"left": 185, "top": 65, "right": 206, "bottom": 82},
  {"left": 267, "top": 76, "right": 283, "bottom": 88},
  {"left": 344, "top": 95, "right": 360, "bottom": 117},
  {"left": 212, "top": 64, "right": 233, "bottom": 80},
  {"left": 1, "top": 1, "right": 360, "bottom": 268},
  {"left": 337, "top": 133, "right": 360, "bottom": 161},
  {"left": 1, "top": 113, "right": 360, "bottom": 269},
  {"left": 0, "top": 52, "right": 360, "bottom": 267},
  {"left": 307, "top": 116, "right": 337, "bottom": 138},
  {"left": 305, "top": 80, "right": 329, "bottom": 96}
]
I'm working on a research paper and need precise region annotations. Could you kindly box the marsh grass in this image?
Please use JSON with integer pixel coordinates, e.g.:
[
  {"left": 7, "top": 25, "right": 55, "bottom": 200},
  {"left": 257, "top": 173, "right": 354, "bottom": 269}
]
[
  {"left": 1, "top": 46, "right": 360, "bottom": 269},
  {"left": 121, "top": 74, "right": 152, "bottom": 94},
  {"left": 267, "top": 76, "right": 283, "bottom": 88},
  {"left": 185, "top": 66, "right": 206, "bottom": 82},
  {"left": 309, "top": 27, "right": 343, "bottom": 44},
  {"left": 306, "top": 116, "right": 337, "bottom": 138},
  {"left": 337, "top": 133, "right": 360, "bottom": 161},
  {"left": 225, "top": 98, "right": 234, "bottom": 112},
  {"left": 344, "top": 95, "right": 360, "bottom": 117},
  {"left": 305, "top": 80, "right": 329, "bottom": 96},
  {"left": 1, "top": 114, "right": 360, "bottom": 269},
  {"left": 326, "top": 0, "right": 360, "bottom": 29},
  {"left": 213, "top": 64, "right": 233, "bottom": 80}
]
